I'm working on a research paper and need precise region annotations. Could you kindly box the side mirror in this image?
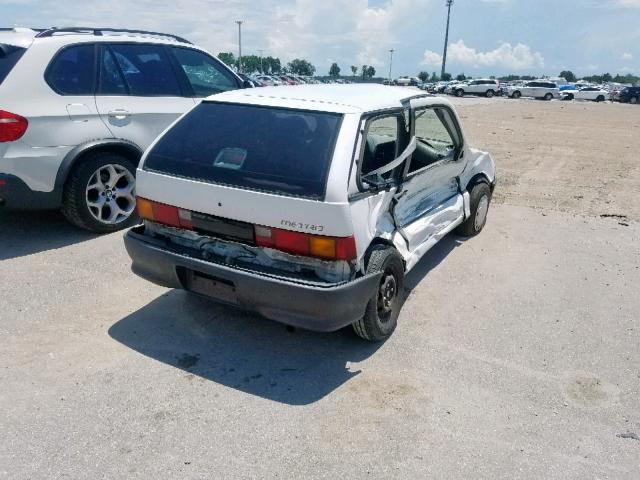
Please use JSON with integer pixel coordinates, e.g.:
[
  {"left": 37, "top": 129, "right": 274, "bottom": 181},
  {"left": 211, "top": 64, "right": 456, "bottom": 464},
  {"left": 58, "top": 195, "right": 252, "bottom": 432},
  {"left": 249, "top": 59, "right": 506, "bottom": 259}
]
[{"left": 242, "top": 79, "right": 254, "bottom": 89}]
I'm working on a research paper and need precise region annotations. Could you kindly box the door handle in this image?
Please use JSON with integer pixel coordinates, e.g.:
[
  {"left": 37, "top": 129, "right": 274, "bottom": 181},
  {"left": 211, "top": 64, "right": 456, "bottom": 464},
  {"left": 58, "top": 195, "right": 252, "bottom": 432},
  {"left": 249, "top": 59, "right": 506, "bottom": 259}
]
[{"left": 108, "top": 109, "right": 132, "bottom": 120}]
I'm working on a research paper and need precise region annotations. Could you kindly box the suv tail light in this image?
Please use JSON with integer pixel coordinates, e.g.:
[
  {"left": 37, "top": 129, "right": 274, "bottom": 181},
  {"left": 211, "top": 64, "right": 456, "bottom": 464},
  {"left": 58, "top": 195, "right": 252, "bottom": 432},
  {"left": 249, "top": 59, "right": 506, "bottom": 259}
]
[
  {"left": 137, "top": 197, "right": 357, "bottom": 261},
  {"left": 0, "top": 110, "right": 28, "bottom": 142}
]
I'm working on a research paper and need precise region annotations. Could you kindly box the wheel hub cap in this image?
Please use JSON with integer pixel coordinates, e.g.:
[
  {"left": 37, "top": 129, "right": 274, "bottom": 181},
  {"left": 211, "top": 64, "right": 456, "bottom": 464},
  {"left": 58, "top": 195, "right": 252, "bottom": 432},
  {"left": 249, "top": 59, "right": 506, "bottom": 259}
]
[
  {"left": 378, "top": 274, "right": 397, "bottom": 315},
  {"left": 86, "top": 164, "right": 136, "bottom": 225},
  {"left": 474, "top": 194, "right": 489, "bottom": 231}
]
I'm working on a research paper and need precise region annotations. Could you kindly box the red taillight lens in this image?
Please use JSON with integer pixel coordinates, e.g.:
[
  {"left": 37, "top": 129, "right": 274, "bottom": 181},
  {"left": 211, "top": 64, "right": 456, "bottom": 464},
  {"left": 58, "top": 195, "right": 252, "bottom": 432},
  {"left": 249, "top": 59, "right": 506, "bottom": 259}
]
[
  {"left": 136, "top": 197, "right": 193, "bottom": 229},
  {"left": 0, "top": 110, "right": 28, "bottom": 143},
  {"left": 255, "top": 225, "right": 357, "bottom": 261}
]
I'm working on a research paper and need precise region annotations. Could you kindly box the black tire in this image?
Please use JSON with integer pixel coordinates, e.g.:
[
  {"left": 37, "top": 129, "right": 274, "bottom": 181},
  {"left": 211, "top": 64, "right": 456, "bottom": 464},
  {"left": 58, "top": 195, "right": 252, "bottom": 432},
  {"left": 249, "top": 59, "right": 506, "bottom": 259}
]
[
  {"left": 513, "top": 91, "right": 521, "bottom": 99},
  {"left": 456, "top": 89, "right": 465, "bottom": 97},
  {"left": 565, "top": 93, "right": 574, "bottom": 101},
  {"left": 456, "top": 182, "right": 492, "bottom": 237},
  {"left": 544, "top": 92, "right": 553, "bottom": 101},
  {"left": 61, "top": 151, "right": 139, "bottom": 233},
  {"left": 596, "top": 95, "right": 605, "bottom": 102},
  {"left": 630, "top": 96, "right": 638, "bottom": 105},
  {"left": 486, "top": 89, "right": 495, "bottom": 98},
  {"left": 352, "top": 246, "right": 405, "bottom": 342}
]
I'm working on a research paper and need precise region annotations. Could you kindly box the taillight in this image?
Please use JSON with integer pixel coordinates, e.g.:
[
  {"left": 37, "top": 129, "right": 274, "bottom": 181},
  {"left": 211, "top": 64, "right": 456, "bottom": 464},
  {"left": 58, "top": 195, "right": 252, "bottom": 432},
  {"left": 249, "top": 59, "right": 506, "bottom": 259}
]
[
  {"left": 255, "top": 225, "right": 357, "bottom": 261},
  {"left": 136, "top": 197, "right": 193, "bottom": 229},
  {"left": 0, "top": 110, "right": 28, "bottom": 142}
]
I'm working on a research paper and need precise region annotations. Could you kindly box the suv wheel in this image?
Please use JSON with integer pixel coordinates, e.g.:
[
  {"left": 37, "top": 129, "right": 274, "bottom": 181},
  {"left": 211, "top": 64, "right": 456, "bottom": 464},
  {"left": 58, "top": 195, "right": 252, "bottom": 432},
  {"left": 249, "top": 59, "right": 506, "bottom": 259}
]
[
  {"left": 456, "top": 89, "right": 465, "bottom": 97},
  {"left": 596, "top": 95, "right": 605, "bottom": 102},
  {"left": 513, "top": 91, "right": 521, "bottom": 99},
  {"left": 352, "top": 246, "right": 405, "bottom": 342},
  {"left": 486, "top": 89, "right": 495, "bottom": 98},
  {"left": 62, "top": 152, "right": 139, "bottom": 233},
  {"left": 630, "top": 96, "right": 638, "bottom": 105},
  {"left": 456, "top": 182, "right": 492, "bottom": 237},
  {"left": 544, "top": 92, "right": 553, "bottom": 101}
]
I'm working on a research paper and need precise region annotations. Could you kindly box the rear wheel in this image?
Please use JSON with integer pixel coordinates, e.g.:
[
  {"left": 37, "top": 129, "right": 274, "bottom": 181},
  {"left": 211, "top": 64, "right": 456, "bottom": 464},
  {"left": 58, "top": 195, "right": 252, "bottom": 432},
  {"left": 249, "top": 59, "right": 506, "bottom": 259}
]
[
  {"left": 456, "top": 89, "right": 465, "bottom": 97},
  {"left": 630, "top": 96, "right": 638, "bottom": 105},
  {"left": 544, "top": 92, "right": 553, "bottom": 101},
  {"left": 486, "top": 89, "right": 495, "bottom": 98},
  {"left": 512, "top": 91, "right": 521, "bottom": 99},
  {"left": 596, "top": 95, "right": 605, "bottom": 102},
  {"left": 456, "top": 182, "right": 492, "bottom": 237},
  {"left": 62, "top": 152, "right": 139, "bottom": 233},
  {"left": 352, "top": 246, "right": 405, "bottom": 342}
]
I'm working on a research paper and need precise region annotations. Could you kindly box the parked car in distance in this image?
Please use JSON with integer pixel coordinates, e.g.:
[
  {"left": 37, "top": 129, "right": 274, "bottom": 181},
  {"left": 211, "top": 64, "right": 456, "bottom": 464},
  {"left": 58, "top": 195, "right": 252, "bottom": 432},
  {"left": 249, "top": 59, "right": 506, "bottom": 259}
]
[
  {"left": 562, "top": 86, "right": 608, "bottom": 102},
  {"left": 505, "top": 80, "right": 561, "bottom": 100},
  {"left": 124, "top": 84, "right": 496, "bottom": 341},
  {"left": 0, "top": 26, "right": 245, "bottom": 232},
  {"left": 614, "top": 86, "right": 640, "bottom": 104},
  {"left": 395, "top": 76, "right": 420, "bottom": 86},
  {"left": 453, "top": 79, "right": 500, "bottom": 98}
]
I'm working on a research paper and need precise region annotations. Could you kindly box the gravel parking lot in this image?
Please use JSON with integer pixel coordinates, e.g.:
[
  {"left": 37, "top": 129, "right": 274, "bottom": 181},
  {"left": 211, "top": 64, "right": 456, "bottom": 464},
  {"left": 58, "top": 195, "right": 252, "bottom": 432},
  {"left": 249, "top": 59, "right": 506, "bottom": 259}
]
[{"left": 1, "top": 97, "right": 639, "bottom": 479}]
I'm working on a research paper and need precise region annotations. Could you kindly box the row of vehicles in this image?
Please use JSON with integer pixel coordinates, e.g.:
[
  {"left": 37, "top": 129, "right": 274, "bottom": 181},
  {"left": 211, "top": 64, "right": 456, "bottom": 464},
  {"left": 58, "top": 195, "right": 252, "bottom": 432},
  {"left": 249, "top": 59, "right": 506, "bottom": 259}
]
[{"left": 1, "top": 26, "right": 496, "bottom": 341}]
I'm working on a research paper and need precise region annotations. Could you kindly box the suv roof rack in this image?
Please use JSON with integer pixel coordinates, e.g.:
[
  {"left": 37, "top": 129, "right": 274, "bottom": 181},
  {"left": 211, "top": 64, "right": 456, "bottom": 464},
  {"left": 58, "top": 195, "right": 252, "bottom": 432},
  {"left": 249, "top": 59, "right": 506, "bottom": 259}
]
[{"left": 34, "top": 27, "right": 192, "bottom": 44}]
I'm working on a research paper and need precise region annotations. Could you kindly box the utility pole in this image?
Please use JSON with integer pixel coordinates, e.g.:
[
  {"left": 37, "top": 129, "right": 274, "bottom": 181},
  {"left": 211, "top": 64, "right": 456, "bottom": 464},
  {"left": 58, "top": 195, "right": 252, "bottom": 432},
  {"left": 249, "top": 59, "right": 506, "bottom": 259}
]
[
  {"left": 235, "top": 20, "right": 243, "bottom": 73},
  {"left": 388, "top": 49, "right": 394, "bottom": 83},
  {"left": 441, "top": 0, "right": 453, "bottom": 80}
]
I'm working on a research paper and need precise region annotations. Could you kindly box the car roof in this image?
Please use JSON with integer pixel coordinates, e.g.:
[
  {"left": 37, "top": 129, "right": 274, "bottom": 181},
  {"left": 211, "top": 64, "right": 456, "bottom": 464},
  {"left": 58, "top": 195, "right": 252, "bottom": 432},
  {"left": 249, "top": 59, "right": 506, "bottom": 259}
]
[{"left": 206, "top": 84, "right": 438, "bottom": 114}]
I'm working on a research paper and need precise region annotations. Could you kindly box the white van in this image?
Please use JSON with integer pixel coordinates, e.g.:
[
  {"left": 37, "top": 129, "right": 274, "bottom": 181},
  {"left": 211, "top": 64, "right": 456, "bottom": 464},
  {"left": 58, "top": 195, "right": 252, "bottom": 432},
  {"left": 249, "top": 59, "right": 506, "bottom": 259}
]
[{"left": 124, "top": 85, "right": 497, "bottom": 341}]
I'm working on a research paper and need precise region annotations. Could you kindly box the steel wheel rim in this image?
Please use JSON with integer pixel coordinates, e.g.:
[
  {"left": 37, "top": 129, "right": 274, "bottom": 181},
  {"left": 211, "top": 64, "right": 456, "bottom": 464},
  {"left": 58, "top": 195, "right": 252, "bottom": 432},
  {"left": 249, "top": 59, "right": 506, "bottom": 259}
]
[
  {"left": 474, "top": 194, "right": 489, "bottom": 231},
  {"left": 86, "top": 164, "right": 136, "bottom": 225},
  {"left": 377, "top": 270, "right": 397, "bottom": 322}
]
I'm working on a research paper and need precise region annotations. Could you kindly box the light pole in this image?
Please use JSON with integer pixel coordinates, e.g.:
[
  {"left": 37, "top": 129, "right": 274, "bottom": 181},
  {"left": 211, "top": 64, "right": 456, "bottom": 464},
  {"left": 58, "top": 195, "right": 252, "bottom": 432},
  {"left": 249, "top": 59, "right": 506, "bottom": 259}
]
[
  {"left": 258, "top": 49, "right": 264, "bottom": 74},
  {"left": 388, "top": 49, "right": 394, "bottom": 83},
  {"left": 441, "top": 0, "right": 453, "bottom": 80},
  {"left": 235, "top": 20, "right": 243, "bottom": 73}
]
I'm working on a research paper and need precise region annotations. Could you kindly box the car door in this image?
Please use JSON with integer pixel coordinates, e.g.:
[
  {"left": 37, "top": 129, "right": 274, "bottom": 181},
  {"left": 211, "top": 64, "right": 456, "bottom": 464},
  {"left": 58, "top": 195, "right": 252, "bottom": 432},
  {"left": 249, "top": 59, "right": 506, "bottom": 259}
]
[
  {"left": 392, "top": 99, "right": 466, "bottom": 252},
  {"left": 94, "top": 43, "right": 196, "bottom": 152}
]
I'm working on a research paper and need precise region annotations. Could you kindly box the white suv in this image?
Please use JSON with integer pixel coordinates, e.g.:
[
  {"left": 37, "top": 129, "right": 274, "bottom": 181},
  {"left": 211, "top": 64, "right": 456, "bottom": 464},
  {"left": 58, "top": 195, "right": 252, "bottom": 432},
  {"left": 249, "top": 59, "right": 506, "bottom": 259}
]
[
  {"left": 506, "top": 80, "right": 560, "bottom": 100},
  {"left": 454, "top": 79, "right": 500, "bottom": 98},
  {"left": 124, "top": 85, "right": 496, "bottom": 341},
  {"left": 0, "top": 27, "right": 245, "bottom": 232}
]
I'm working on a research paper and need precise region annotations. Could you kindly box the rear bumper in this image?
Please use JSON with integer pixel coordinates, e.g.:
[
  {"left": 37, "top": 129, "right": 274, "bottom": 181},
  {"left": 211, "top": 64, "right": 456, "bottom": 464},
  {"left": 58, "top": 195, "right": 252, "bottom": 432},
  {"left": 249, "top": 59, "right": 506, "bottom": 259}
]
[
  {"left": 124, "top": 228, "right": 381, "bottom": 332},
  {"left": 0, "top": 174, "right": 61, "bottom": 210}
]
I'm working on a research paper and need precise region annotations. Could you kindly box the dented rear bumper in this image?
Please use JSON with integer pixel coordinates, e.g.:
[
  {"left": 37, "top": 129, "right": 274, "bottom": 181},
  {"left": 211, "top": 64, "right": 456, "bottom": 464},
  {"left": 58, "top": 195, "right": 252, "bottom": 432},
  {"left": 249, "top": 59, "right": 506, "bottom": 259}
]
[{"left": 124, "top": 227, "right": 381, "bottom": 332}]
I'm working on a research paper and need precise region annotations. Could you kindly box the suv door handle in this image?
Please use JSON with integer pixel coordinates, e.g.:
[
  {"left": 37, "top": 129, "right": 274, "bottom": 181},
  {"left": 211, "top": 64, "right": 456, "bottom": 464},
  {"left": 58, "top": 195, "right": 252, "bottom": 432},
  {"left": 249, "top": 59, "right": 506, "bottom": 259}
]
[{"left": 108, "top": 109, "right": 132, "bottom": 120}]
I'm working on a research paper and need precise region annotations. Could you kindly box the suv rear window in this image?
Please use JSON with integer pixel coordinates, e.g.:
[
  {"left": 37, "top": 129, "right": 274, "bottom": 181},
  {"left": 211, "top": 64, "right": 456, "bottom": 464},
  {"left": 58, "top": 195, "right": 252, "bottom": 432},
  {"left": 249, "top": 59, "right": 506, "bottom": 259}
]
[
  {"left": 144, "top": 102, "right": 343, "bottom": 199},
  {"left": 0, "top": 44, "right": 26, "bottom": 85}
]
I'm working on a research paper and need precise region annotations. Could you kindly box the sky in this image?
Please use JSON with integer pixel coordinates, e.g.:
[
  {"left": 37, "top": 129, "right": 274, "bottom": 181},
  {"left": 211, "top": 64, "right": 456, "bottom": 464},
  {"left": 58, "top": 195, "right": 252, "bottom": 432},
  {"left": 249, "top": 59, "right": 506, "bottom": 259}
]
[{"left": 2, "top": 0, "right": 639, "bottom": 78}]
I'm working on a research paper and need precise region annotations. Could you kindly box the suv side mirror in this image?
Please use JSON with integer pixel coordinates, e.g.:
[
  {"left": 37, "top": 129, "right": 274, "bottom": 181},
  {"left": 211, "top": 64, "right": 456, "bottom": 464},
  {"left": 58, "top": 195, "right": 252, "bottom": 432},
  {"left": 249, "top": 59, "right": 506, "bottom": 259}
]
[{"left": 242, "top": 79, "right": 254, "bottom": 89}]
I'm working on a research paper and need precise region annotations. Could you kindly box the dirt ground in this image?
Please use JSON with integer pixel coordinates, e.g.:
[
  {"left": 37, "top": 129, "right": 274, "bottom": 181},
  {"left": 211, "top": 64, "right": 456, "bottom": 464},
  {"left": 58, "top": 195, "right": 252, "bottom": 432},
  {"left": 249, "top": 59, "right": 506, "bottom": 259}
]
[
  {"left": 452, "top": 97, "right": 640, "bottom": 222},
  {"left": 1, "top": 96, "right": 639, "bottom": 479}
]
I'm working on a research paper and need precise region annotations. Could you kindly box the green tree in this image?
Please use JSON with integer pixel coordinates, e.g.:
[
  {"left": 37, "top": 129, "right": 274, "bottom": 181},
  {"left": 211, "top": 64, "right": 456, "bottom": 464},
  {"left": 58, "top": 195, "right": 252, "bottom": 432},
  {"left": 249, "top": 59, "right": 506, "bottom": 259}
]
[
  {"left": 263, "top": 56, "right": 281, "bottom": 74},
  {"left": 430, "top": 72, "right": 439, "bottom": 82},
  {"left": 351, "top": 65, "right": 358, "bottom": 76},
  {"left": 456, "top": 73, "right": 466, "bottom": 81},
  {"left": 361, "top": 64, "right": 368, "bottom": 80},
  {"left": 418, "top": 71, "right": 429, "bottom": 82},
  {"left": 329, "top": 62, "right": 341, "bottom": 77},
  {"left": 366, "top": 66, "right": 376, "bottom": 78},
  {"left": 240, "top": 55, "right": 263, "bottom": 74},
  {"left": 559, "top": 70, "right": 576, "bottom": 82},
  {"left": 287, "top": 58, "right": 316, "bottom": 76},
  {"left": 217, "top": 52, "right": 235, "bottom": 67},
  {"left": 602, "top": 72, "right": 612, "bottom": 82},
  {"left": 441, "top": 72, "right": 452, "bottom": 81}
]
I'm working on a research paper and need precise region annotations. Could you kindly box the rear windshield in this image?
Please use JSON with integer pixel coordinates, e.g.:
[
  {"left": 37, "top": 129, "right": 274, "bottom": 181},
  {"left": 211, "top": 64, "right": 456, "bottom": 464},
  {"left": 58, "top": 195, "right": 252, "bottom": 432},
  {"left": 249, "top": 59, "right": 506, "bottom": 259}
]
[
  {"left": 0, "top": 44, "right": 26, "bottom": 85},
  {"left": 144, "top": 102, "right": 343, "bottom": 199}
]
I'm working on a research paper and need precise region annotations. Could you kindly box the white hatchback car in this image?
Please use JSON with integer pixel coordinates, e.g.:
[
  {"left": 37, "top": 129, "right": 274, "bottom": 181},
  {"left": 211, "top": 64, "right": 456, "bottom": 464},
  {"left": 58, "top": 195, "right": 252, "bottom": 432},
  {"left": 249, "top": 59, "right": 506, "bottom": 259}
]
[
  {"left": 124, "top": 85, "right": 496, "bottom": 341},
  {"left": 0, "top": 27, "right": 245, "bottom": 232}
]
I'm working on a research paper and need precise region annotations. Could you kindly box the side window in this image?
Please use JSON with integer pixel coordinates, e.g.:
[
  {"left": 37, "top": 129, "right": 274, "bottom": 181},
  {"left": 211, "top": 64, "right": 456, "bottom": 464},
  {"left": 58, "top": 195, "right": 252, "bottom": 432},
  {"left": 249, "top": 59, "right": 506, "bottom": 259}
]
[
  {"left": 171, "top": 48, "right": 239, "bottom": 97},
  {"left": 45, "top": 44, "right": 95, "bottom": 95},
  {"left": 361, "top": 115, "right": 401, "bottom": 183},
  {"left": 108, "top": 44, "right": 181, "bottom": 96},
  {"left": 408, "top": 108, "right": 457, "bottom": 174},
  {"left": 98, "top": 47, "right": 127, "bottom": 95}
]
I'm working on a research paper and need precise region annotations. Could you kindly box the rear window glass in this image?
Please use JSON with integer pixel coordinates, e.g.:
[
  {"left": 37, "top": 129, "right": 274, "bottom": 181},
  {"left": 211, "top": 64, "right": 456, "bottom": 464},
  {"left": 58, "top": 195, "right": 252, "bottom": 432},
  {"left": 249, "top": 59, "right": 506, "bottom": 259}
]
[
  {"left": 0, "top": 44, "right": 26, "bottom": 85},
  {"left": 144, "top": 102, "right": 343, "bottom": 199},
  {"left": 46, "top": 44, "right": 95, "bottom": 95}
]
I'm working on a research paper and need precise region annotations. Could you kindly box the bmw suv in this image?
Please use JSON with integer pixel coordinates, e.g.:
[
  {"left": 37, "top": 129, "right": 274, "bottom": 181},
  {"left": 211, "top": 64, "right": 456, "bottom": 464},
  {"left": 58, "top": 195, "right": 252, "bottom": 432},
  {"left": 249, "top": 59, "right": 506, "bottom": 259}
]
[{"left": 0, "top": 27, "right": 245, "bottom": 232}]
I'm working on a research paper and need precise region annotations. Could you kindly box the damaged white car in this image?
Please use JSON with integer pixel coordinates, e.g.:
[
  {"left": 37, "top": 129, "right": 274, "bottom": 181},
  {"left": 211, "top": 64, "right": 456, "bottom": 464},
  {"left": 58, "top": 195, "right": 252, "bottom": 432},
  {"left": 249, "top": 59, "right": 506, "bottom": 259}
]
[{"left": 124, "top": 84, "right": 496, "bottom": 341}]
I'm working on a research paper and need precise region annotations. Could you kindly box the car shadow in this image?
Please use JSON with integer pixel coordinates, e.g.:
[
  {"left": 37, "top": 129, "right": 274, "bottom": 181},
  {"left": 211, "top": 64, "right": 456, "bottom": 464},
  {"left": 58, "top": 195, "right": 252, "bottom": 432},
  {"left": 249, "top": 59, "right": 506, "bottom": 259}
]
[
  {"left": 108, "top": 290, "right": 383, "bottom": 405},
  {"left": 108, "top": 233, "right": 465, "bottom": 405},
  {"left": 0, "top": 210, "right": 98, "bottom": 261}
]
